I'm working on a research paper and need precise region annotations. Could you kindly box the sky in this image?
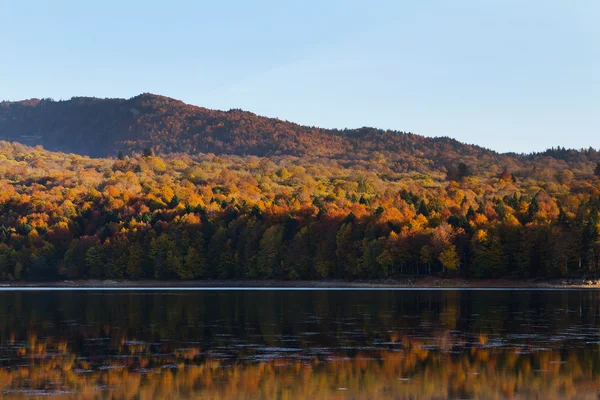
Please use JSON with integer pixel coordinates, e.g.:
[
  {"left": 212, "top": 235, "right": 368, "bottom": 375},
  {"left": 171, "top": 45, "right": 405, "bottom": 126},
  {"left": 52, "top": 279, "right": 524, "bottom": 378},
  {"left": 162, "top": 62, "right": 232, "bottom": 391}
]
[{"left": 1, "top": 0, "right": 598, "bottom": 153}]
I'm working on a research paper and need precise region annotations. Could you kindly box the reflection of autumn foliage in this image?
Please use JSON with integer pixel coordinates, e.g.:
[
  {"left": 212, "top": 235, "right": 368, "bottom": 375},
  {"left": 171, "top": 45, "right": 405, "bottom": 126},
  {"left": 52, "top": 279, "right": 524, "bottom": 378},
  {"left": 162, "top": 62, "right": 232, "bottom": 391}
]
[
  {"left": 0, "top": 139, "right": 598, "bottom": 280},
  {"left": 1, "top": 334, "right": 598, "bottom": 399},
  {"left": 0, "top": 290, "right": 599, "bottom": 398}
]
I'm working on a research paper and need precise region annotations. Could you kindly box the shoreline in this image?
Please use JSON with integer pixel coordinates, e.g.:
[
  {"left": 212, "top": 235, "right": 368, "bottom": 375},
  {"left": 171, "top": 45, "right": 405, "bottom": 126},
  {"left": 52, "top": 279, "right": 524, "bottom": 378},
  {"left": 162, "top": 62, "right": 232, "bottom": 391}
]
[{"left": 1, "top": 277, "right": 600, "bottom": 289}]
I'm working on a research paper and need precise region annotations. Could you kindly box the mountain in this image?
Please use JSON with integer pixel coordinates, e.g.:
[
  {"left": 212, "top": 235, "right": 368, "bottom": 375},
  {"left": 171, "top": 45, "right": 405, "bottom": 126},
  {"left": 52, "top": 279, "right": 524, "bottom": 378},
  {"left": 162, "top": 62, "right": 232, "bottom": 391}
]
[
  {"left": 1, "top": 94, "right": 598, "bottom": 176},
  {"left": 0, "top": 94, "right": 503, "bottom": 166}
]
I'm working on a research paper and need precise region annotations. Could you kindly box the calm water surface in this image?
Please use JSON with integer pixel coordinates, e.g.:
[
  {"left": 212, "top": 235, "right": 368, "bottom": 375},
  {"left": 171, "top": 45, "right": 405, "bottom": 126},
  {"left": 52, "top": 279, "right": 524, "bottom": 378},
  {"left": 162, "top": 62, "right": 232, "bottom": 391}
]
[{"left": 1, "top": 289, "right": 600, "bottom": 399}]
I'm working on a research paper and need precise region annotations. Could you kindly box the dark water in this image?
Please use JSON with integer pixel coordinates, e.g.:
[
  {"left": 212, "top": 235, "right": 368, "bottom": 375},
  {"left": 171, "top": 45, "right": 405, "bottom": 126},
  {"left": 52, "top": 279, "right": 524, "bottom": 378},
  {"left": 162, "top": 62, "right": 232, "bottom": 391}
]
[{"left": 1, "top": 289, "right": 600, "bottom": 399}]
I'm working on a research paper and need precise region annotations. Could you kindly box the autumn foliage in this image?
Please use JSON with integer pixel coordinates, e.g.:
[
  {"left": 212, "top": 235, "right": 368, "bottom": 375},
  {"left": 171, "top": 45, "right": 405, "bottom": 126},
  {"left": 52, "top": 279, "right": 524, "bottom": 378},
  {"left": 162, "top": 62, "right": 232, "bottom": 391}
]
[
  {"left": 5, "top": 94, "right": 599, "bottom": 175},
  {"left": 0, "top": 137, "right": 597, "bottom": 281}
]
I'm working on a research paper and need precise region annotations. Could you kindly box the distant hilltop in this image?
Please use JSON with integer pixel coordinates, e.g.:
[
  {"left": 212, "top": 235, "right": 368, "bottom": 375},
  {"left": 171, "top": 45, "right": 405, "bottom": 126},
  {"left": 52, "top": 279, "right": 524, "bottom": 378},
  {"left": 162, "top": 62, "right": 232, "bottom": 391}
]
[{"left": 0, "top": 94, "right": 598, "bottom": 174}]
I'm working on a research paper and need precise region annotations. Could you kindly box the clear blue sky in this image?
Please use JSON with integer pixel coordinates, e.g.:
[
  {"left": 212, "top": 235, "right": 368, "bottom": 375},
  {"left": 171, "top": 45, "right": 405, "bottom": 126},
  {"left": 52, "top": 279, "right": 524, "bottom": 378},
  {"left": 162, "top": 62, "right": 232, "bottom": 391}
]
[{"left": 1, "top": 0, "right": 598, "bottom": 153}]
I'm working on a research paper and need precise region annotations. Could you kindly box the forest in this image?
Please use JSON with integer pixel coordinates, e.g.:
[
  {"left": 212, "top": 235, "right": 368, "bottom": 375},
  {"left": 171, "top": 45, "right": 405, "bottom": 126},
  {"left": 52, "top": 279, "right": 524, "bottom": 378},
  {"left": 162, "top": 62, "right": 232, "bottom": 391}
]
[
  {"left": 3, "top": 94, "right": 598, "bottom": 173},
  {"left": 0, "top": 136, "right": 598, "bottom": 281},
  {"left": 0, "top": 94, "right": 501, "bottom": 163}
]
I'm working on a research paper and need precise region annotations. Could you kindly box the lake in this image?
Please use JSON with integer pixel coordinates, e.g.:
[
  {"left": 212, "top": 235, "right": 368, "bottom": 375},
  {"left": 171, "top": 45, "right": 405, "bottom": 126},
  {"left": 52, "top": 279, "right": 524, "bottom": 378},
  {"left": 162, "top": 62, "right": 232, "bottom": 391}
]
[{"left": 0, "top": 289, "right": 599, "bottom": 399}]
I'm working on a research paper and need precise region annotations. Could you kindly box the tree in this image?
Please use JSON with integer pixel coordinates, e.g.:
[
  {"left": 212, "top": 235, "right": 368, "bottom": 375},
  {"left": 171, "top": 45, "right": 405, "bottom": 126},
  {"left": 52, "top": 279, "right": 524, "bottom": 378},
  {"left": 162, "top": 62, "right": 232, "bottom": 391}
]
[
  {"left": 207, "top": 227, "right": 229, "bottom": 278},
  {"left": 458, "top": 163, "right": 473, "bottom": 179},
  {"left": 357, "top": 238, "right": 386, "bottom": 278},
  {"left": 106, "top": 240, "right": 128, "bottom": 279},
  {"left": 420, "top": 245, "right": 434, "bottom": 275},
  {"left": 466, "top": 206, "right": 476, "bottom": 218},
  {"left": 183, "top": 246, "right": 206, "bottom": 279},
  {"left": 284, "top": 226, "right": 314, "bottom": 279},
  {"left": 417, "top": 201, "right": 430, "bottom": 218},
  {"left": 471, "top": 230, "right": 505, "bottom": 277},
  {"left": 595, "top": 162, "right": 600, "bottom": 177},
  {"left": 85, "top": 246, "right": 106, "bottom": 278},
  {"left": 528, "top": 197, "right": 540, "bottom": 222},
  {"left": 150, "top": 234, "right": 175, "bottom": 279},
  {"left": 499, "top": 169, "right": 512, "bottom": 181},
  {"left": 257, "top": 225, "right": 285, "bottom": 278},
  {"left": 376, "top": 248, "right": 393, "bottom": 278},
  {"left": 143, "top": 147, "right": 153, "bottom": 157},
  {"left": 127, "top": 243, "right": 145, "bottom": 279},
  {"left": 218, "top": 240, "right": 235, "bottom": 279},
  {"left": 29, "top": 256, "right": 53, "bottom": 280},
  {"left": 315, "top": 225, "right": 337, "bottom": 279},
  {"left": 438, "top": 246, "right": 459, "bottom": 272},
  {"left": 336, "top": 222, "right": 358, "bottom": 277},
  {"left": 169, "top": 194, "right": 180, "bottom": 208},
  {"left": 166, "top": 250, "right": 183, "bottom": 278}
]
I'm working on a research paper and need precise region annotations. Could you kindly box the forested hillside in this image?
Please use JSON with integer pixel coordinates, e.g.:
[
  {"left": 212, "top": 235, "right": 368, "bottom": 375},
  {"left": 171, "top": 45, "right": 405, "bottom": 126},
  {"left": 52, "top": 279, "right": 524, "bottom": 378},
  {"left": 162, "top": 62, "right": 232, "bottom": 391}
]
[
  {"left": 3, "top": 94, "right": 598, "bottom": 176},
  {"left": 0, "top": 140, "right": 598, "bottom": 281},
  {"left": 0, "top": 94, "right": 490, "bottom": 163}
]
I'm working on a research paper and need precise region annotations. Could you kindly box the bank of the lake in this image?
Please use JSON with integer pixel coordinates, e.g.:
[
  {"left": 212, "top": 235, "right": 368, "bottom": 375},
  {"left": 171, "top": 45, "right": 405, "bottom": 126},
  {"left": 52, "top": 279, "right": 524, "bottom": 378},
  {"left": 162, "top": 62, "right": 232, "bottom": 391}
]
[{"left": 2, "top": 277, "right": 600, "bottom": 289}]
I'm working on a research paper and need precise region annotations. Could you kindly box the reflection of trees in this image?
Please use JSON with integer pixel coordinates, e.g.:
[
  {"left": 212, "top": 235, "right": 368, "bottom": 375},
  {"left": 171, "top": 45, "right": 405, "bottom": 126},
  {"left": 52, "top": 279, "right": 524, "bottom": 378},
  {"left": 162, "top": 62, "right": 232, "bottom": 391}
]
[
  {"left": 0, "top": 290, "right": 600, "bottom": 398},
  {"left": 1, "top": 336, "right": 599, "bottom": 399}
]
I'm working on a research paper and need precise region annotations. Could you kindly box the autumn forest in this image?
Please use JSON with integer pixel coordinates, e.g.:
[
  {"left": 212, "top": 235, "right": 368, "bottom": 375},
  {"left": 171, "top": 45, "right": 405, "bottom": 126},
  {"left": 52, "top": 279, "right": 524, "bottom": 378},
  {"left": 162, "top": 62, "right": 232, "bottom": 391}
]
[{"left": 0, "top": 94, "right": 599, "bottom": 281}]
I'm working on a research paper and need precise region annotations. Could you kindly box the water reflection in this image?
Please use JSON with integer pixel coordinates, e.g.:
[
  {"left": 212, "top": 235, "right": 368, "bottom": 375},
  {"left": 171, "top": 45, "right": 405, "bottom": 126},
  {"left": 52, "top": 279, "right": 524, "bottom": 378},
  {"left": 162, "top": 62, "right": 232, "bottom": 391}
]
[{"left": 0, "top": 290, "right": 599, "bottom": 398}]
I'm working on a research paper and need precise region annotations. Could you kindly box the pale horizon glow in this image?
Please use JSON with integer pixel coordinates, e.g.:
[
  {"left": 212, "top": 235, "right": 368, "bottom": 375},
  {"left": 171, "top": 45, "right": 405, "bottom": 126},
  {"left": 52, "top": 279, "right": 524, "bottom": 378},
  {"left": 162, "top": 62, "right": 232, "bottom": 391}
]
[{"left": 1, "top": 0, "right": 598, "bottom": 153}]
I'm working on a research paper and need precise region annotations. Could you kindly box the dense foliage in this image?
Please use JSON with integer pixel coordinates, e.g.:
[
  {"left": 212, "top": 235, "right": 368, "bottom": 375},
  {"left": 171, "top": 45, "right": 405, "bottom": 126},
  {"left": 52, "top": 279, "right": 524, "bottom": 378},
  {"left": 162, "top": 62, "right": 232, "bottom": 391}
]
[
  {"left": 5, "top": 94, "right": 599, "bottom": 176},
  {"left": 0, "top": 140, "right": 598, "bottom": 281}
]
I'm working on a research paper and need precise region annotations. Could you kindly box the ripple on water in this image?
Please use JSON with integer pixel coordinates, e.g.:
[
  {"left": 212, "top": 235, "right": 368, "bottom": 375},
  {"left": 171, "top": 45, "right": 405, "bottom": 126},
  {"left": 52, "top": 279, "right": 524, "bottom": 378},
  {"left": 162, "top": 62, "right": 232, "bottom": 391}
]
[
  {"left": 124, "top": 340, "right": 148, "bottom": 345},
  {"left": 3, "top": 390, "right": 75, "bottom": 396},
  {"left": 98, "top": 365, "right": 125, "bottom": 370},
  {"left": 305, "top": 347, "right": 333, "bottom": 355},
  {"left": 134, "top": 368, "right": 158, "bottom": 374},
  {"left": 325, "top": 356, "right": 352, "bottom": 361},
  {"left": 257, "top": 347, "right": 302, "bottom": 352}
]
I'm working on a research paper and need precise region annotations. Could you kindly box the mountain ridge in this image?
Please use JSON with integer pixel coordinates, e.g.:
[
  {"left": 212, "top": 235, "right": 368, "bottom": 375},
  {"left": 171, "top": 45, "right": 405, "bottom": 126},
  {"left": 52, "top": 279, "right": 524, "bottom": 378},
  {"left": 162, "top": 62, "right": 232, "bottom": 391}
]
[
  {"left": 0, "top": 93, "right": 493, "bottom": 155},
  {"left": 0, "top": 94, "right": 598, "bottom": 174}
]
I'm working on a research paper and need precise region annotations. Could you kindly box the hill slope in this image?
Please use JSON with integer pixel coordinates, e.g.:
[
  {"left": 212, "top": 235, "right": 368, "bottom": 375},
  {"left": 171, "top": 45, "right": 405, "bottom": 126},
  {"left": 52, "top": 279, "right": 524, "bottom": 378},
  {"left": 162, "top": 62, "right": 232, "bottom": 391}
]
[
  {"left": 1, "top": 94, "right": 599, "bottom": 177},
  {"left": 0, "top": 94, "right": 506, "bottom": 167},
  {"left": 0, "top": 140, "right": 598, "bottom": 282}
]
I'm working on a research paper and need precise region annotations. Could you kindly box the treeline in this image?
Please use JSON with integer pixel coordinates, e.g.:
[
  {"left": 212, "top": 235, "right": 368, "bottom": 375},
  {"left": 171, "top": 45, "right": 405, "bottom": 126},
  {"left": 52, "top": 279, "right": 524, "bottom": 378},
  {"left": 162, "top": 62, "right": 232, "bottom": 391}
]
[
  {"left": 0, "top": 141, "right": 598, "bottom": 281},
  {"left": 1, "top": 195, "right": 598, "bottom": 281}
]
